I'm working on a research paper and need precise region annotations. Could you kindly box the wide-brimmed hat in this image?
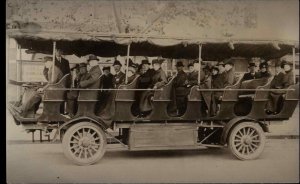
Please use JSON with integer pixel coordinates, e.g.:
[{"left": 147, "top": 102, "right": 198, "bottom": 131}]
[
  {"left": 224, "top": 60, "right": 234, "bottom": 66},
  {"left": 280, "top": 60, "right": 293, "bottom": 68},
  {"left": 113, "top": 60, "right": 122, "bottom": 66},
  {"left": 248, "top": 62, "right": 257, "bottom": 68},
  {"left": 259, "top": 62, "right": 268, "bottom": 69},
  {"left": 79, "top": 63, "right": 87, "bottom": 68},
  {"left": 176, "top": 61, "right": 184, "bottom": 67},
  {"left": 103, "top": 66, "right": 110, "bottom": 71},
  {"left": 152, "top": 59, "right": 164, "bottom": 65},
  {"left": 87, "top": 54, "right": 99, "bottom": 62},
  {"left": 216, "top": 61, "right": 225, "bottom": 66},
  {"left": 141, "top": 59, "right": 150, "bottom": 65}
]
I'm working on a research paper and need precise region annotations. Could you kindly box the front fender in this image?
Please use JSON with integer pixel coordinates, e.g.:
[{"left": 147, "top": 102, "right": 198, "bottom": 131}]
[
  {"left": 58, "top": 116, "right": 109, "bottom": 132},
  {"left": 220, "top": 117, "right": 268, "bottom": 145}
]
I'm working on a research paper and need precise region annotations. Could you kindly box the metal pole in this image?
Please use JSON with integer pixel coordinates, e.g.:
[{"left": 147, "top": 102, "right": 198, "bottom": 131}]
[
  {"left": 125, "top": 43, "right": 131, "bottom": 84},
  {"left": 52, "top": 41, "right": 56, "bottom": 83},
  {"left": 198, "top": 44, "right": 202, "bottom": 84},
  {"left": 292, "top": 47, "right": 296, "bottom": 84}
]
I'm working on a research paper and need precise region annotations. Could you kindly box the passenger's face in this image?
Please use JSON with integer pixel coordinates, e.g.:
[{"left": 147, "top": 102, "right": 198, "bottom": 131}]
[
  {"left": 79, "top": 67, "right": 87, "bottom": 74},
  {"left": 218, "top": 65, "right": 224, "bottom": 73},
  {"left": 153, "top": 63, "right": 160, "bottom": 71},
  {"left": 45, "top": 61, "right": 52, "bottom": 68},
  {"left": 89, "top": 60, "right": 98, "bottom": 67},
  {"left": 103, "top": 70, "right": 110, "bottom": 76},
  {"left": 189, "top": 66, "right": 194, "bottom": 72},
  {"left": 55, "top": 50, "right": 62, "bottom": 58},
  {"left": 177, "top": 66, "right": 183, "bottom": 72},
  {"left": 275, "top": 66, "right": 281, "bottom": 73},
  {"left": 225, "top": 64, "right": 232, "bottom": 71},
  {"left": 212, "top": 69, "right": 218, "bottom": 75},
  {"left": 249, "top": 66, "right": 256, "bottom": 73},
  {"left": 142, "top": 64, "right": 150, "bottom": 71},
  {"left": 114, "top": 65, "right": 121, "bottom": 72},
  {"left": 284, "top": 65, "right": 291, "bottom": 72},
  {"left": 261, "top": 67, "right": 267, "bottom": 72}
]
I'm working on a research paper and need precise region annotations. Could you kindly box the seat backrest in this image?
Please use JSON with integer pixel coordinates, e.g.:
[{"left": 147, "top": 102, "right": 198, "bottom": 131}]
[
  {"left": 222, "top": 75, "right": 244, "bottom": 101},
  {"left": 253, "top": 76, "right": 274, "bottom": 101},
  {"left": 285, "top": 84, "right": 299, "bottom": 100},
  {"left": 153, "top": 76, "right": 175, "bottom": 101},
  {"left": 187, "top": 85, "right": 201, "bottom": 101},
  {"left": 44, "top": 74, "right": 71, "bottom": 100},
  {"left": 77, "top": 75, "right": 103, "bottom": 101},
  {"left": 115, "top": 75, "right": 139, "bottom": 101}
]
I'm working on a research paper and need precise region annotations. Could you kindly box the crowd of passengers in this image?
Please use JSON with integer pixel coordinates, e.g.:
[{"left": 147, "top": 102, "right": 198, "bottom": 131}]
[{"left": 15, "top": 49, "right": 295, "bottom": 119}]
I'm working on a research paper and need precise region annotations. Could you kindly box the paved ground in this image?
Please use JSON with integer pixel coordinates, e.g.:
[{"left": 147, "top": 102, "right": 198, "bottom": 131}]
[{"left": 6, "top": 139, "right": 299, "bottom": 183}]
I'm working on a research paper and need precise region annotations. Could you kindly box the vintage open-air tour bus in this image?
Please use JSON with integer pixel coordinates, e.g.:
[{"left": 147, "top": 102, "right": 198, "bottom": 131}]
[{"left": 6, "top": 28, "right": 299, "bottom": 165}]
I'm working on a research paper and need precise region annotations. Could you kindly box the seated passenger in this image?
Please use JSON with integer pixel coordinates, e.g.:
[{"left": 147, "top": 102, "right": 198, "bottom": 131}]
[
  {"left": 266, "top": 60, "right": 294, "bottom": 114},
  {"left": 15, "top": 56, "right": 63, "bottom": 117},
  {"left": 169, "top": 61, "right": 188, "bottom": 116},
  {"left": 138, "top": 59, "right": 167, "bottom": 117},
  {"left": 211, "top": 64, "right": 228, "bottom": 116},
  {"left": 125, "top": 59, "right": 140, "bottom": 84},
  {"left": 200, "top": 64, "right": 212, "bottom": 115},
  {"left": 224, "top": 60, "right": 235, "bottom": 85},
  {"left": 186, "top": 63, "right": 199, "bottom": 87},
  {"left": 78, "top": 54, "right": 102, "bottom": 88},
  {"left": 66, "top": 63, "right": 89, "bottom": 117},
  {"left": 102, "top": 66, "right": 113, "bottom": 89},
  {"left": 257, "top": 62, "right": 271, "bottom": 78},
  {"left": 242, "top": 62, "right": 260, "bottom": 81},
  {"left": 112, "top": 60, "right": 125, "bottom": 88}
]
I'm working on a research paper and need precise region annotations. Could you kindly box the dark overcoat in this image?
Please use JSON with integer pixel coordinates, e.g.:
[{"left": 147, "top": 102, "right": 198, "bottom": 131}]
[{"left": 113, "top": 71, "right": 125, "bottom": 88}]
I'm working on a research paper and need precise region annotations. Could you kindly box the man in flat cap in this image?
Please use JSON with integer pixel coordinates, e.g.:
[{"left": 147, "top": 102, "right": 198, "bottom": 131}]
[
  {"left": 242, "top": 62, "right": 260, "bottom": 81},
  {"left": 112, "top": 59, "right": 125, "bottom": 88}
]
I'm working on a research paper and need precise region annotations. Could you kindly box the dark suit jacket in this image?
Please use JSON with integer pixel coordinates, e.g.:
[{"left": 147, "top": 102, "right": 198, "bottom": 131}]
[
  {"left": 173, "top": 70, "right": 188, "bottom": 96},
  {"left": 187, "top": 71, "right": 198, "bottom": 86},
  {"left": 137, "top": 68, "right": 155, "bottom": 89},
  {"left": 242, "top": 72, "right": 260, "bottom": 81},
  {"left": 113, "top": 71, "right": 125, "bottom": 88},
  {"left": 102, "top": 73, "right": 114, "bottom": 89},
  {"left": 151, "top": 68, "right": 168, "bottom": 88},
  {"left": 270, "top": 72, "right": 285, "bottom": 89},
  {"left": 79, "top": 66, "right": 102, "bottom": 88},
  {"left": 282, "top": 70, "right": 294, "bottom": 88},
  {"left": 55, "top": 57, "right": 70, "bottom": 76},
  {"left": 258, "top": 71, "right": 271, "bottom": 78}
]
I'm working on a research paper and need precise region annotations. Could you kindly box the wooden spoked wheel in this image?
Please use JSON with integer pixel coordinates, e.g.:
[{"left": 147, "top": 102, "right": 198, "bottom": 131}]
[
  {"left": 228, "top": 122, "right": 265, "bottom": 160},
  {"left": 62, "top": 122, "right": 106, "bottom": 165}
]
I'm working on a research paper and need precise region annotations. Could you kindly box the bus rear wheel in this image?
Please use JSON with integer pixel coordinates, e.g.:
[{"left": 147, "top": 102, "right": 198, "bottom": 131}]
[
  {"left": 228, "top": 122, "right": 265, "bottom": 160},
  {"left": 62, "top": 122, "right": 106, "bottom": 165}
]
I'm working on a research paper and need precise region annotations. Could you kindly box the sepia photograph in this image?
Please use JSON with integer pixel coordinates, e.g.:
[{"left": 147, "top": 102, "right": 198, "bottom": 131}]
[{"left": 6, "top": 0, "right": 299, "bottom": 183}]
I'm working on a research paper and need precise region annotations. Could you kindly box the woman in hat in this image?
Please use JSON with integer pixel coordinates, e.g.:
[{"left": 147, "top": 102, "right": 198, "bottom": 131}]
[
  {"left": 138, "top": 59, "right": 167, "bottom": 117},
  {"left": 258, "top": 62, "right": 271, "bottom": 78},
  {"left": 266, "top": 60, "right": 295, "bottom": 115}
]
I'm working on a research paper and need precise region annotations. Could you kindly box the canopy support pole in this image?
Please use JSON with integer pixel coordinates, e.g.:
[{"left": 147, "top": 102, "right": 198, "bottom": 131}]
[
  {"left": 125, "top": 43, "right": 131, "bottom": 84},
  {"left": 52, "top": 41, "right": 56, "bottom": 83},
  {"left": 292, "top": 47, "right": 296, "bottom": 84},
  {"left": 198, "top": 44, "right": 202, "bottom": 84}
]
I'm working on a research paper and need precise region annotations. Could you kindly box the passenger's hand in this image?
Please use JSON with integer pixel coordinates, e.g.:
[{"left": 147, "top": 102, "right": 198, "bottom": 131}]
[
  {"left": 187, "top": 84, "right": 191, "bottom": 88},
  {"left": 153, "top": 86, "right": 157, "bottom": 89}
]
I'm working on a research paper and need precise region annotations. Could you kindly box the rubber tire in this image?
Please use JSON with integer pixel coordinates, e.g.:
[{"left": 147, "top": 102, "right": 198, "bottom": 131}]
[
  {"left": 62, "top": 122, "right": 107, "bottom": 165},
  {"left": 228, "top": 122, "right": 265, "bottom": 160}
]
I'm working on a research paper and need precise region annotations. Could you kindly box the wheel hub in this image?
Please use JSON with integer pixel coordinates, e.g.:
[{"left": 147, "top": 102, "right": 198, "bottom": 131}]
[
  {"left": 80, "top": 137, "right": 91, "bottom": 147},
  {"left": 243, "top": 137, "right": 252, "bottom": 145}
]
